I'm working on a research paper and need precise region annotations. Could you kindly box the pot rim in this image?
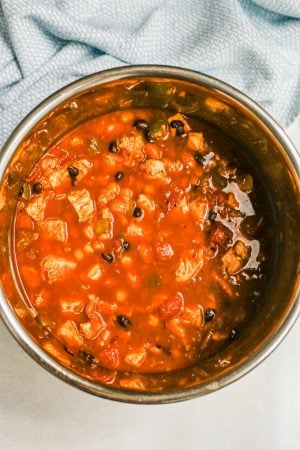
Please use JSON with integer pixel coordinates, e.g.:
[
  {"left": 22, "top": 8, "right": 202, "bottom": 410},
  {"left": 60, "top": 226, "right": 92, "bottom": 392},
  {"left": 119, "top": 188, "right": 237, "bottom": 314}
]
[{"left": 0, "top": 64, "right": 299, "bottom": 404}]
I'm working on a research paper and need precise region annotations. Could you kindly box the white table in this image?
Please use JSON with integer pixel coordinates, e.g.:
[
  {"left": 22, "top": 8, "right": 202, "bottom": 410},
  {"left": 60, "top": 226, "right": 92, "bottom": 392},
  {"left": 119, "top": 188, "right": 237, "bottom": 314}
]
[{"left": 0, "top": 121, "right": 299, "bottom": 450}]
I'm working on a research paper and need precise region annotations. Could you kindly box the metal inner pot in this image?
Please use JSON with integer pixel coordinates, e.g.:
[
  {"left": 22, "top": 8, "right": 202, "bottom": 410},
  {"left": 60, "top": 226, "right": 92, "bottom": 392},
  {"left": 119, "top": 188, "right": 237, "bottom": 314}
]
[{"left": 0, "top": 66, "right": 299, "bottom": 404}]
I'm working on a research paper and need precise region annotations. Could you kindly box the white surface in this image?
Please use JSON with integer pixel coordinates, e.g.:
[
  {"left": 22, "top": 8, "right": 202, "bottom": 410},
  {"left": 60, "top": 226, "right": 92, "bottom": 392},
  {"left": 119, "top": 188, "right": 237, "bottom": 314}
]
[{"left": 0, "top": 119, "right": 299, "bottom": 450}]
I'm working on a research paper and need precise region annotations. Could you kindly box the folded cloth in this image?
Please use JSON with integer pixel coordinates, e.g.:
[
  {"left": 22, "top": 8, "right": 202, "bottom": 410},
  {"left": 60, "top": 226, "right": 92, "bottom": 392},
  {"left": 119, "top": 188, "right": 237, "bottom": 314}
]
[{"left": 0, "top": 0, "right": 299, "bottom": 147}]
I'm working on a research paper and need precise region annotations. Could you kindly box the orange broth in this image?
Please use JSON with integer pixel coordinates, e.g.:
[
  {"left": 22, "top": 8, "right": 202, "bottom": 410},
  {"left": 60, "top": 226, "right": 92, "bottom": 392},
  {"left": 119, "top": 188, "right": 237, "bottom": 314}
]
[{"left": 12, "top": 108, "right": 270, "bottom": 387}]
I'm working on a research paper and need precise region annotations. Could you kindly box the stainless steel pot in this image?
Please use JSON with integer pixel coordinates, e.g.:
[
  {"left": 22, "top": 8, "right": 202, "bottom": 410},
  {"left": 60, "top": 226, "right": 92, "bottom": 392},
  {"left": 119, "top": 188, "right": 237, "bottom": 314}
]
[{"left": 0, "top": 66, "right": 299, "bottom": 403}]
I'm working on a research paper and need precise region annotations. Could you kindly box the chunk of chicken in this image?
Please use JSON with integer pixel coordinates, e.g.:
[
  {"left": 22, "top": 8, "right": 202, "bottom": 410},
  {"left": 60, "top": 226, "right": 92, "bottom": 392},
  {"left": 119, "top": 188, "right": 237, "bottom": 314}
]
[
  {"left": 222, "top": 240, "right": 251, "bottom": 274},
  {"left": 98, "top": 182, "right": 120, "bottom": 205},
  {"left": 176, "top": 248, "right": 204, "bottom": 282},
  {"left": 42, "top": 341, "right": 70, "bottom": 365},
  {"left": 177, "top": 195, "right": 189, "bottom": 214},
  {"left": 60, "top": 298, "right": 86, "bottom": 314},
  {"left": 187, "top": 132, "right": 205, "bottom": 153},
  {"left": 210, "top": 223, "right": 233, "bottom": 248},
  {"left": 164, "top": 159, "right": 183, "bottom": 173},
  {"left": 119, "top": 377, "right": 145, "bottom": 390},
  {"left": 235, "top": 240, "right": 250, "bottom": 259},
  {"left": 41, "top": 218, "right": 68, "bottom": 242},
  {"left": 83, "top": 225, "right": 94, "bottom": 240},
  {"left": 25, "top": 195, "right": 47, "bottom": 222},
  {"left": 166, "top": 192, "right": 189, "bottom": 214},
  {"left": 124, "top": 348, "right": 147, "bottom": 368},
  {"left": 190, "top": 198, "right": 208, "bottom": 222},
  {"left": 48, "top": 159, "right": 92, "bottom": 188},
  {"left": 136, "top": 193, "right": 155, "bottom": 211},
  {"left": 183, "top": 306, "right": 203, "bottom": 327},
  {"left": 41, "top": 255, "right": 77, "bottom": 281},
  {"left": 143, "top": 159, "right": 169, "bottom": 183},
  {"left": 110, "top": 188, "right": 133, "bottom": 215},
  {"left": 222, "top": 249, "right": 241, "bottom": 274},
  {"left": 56, "top": 320, "right": 83, "bottom": 348},
  {"left": 126, "top": 223, "right": 143, "bottom": 236},
  {"left": 119, "top": 132, "right": 145, "bottom": 165},
  {"left": 79, "top": 313, "right": 106, "bottom": 340},
  {"left": 68, "top": 188, "right": 95, "bottom": 223}
]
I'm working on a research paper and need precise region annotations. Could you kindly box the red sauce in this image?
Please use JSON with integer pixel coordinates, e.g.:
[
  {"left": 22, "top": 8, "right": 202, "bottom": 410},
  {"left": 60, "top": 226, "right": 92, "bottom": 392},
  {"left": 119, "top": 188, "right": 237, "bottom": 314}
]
[{"left": 12, "top": 108, "right": 269, "bottom": 388}]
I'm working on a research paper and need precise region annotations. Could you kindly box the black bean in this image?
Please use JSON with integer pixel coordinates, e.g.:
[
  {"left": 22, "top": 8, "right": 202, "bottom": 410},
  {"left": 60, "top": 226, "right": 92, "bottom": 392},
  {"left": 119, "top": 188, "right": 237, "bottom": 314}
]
[
  {"left": 67, "top": 166, "right": 79, "bottom": 178},
  {"left": 134, "top": 119, "right": 148, "bottom": 130},
  {"left": 122, "top": 240, "right": 130, "bottom": 251},
  {"left": 101, "top": 252, "right": 114, "bottom": 264},
  {"left": 18, "top": 186, "right": 24, "bottom": 196},
  {"left": 115, "top": 171, "right": 123, "bottom": 181},
  {"left": 32, "top": 182, "right": 43, "bottom": 194},
  {"left": 143, "top": 128, "right": 154, "bottom": 143},
  {"left": 133, "top": 206, "right": 143, "bottom": 218},
  {"left": 176, "top": 126, "right": 187, "bottom": 138},
  {"left": 194, "top": 151, "right": 206, "bottom": 165},
  {"left": 229, "top": 329, "right": 237, "bottom": 340},
  {"left": 108, "top": 140, "right": 118, "bottom": 153},
  {"left": 170, "top": 119, "right": 184, "bottom": 129},
  {"left": 117, "top": 315, "right": 132, "bottom": 329},
  {"left": 208, "top": 210, "right": 217, "bottom": 223},
  {"left": 204, "top": 309, "right": 216, "bottom": 322}
]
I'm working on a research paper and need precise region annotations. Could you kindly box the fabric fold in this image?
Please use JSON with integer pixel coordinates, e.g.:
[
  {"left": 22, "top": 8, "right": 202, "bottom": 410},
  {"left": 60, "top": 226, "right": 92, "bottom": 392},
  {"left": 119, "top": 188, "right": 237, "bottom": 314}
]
[{"left": 0, "top": 0, "right": 299, "bottom": 147}]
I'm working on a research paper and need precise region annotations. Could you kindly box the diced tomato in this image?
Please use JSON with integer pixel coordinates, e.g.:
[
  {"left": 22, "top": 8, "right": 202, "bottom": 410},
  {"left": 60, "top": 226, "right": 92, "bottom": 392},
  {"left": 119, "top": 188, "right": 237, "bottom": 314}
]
[
  {"left": 20, "top": 266, "right": 42, "bottom": 289},
  {"left": 181, "top": 151, "right": 195, "bottom": 167},
  {"left": 167, "top": 317, "right": 186, "bottom": 338},
  {"left": 16, "top": 212, "right": 34, "bottom": 230},
  {"left": 177, "top": 176, "right": 190, "bottom": 190},
  {"left": 63, "top": 211, "right": 75, "bottom": 222},
  {"left": 48, "top": 146, "right": 69, "bottom": 165},
  {"left": 144, "top": 143, "right": 162, "bottom": 159},
  {"left": 97, "top": 346, "right": 120, "bottom": 369},
  {"left": 25, "top": 164, "right": 41, "bottom": 183},
  {"left": 158, "top": 293, "right": 184, "bottom": 320},
  {"left": 68, "top": 225, "right": 80, "bottom": 239}
]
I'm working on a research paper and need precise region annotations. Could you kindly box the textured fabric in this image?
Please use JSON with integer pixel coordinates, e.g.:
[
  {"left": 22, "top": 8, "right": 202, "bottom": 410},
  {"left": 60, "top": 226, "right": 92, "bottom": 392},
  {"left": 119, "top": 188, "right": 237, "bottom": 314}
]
[{"left": 0, "top": 0, "right": 300, "bottom": 148}]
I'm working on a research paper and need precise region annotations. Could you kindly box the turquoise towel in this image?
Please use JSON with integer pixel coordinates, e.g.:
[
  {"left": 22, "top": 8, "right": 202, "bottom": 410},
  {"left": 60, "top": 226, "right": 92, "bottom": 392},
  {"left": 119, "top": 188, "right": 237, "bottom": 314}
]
[{"left": 0, "top": 0, "right": 299, "bottom": 147}]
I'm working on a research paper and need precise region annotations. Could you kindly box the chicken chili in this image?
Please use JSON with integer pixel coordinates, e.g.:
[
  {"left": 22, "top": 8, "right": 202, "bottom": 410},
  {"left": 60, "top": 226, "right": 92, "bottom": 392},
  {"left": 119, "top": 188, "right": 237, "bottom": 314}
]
[{"left": 11, "top": 107, "right": 270, "bottom": 388}]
